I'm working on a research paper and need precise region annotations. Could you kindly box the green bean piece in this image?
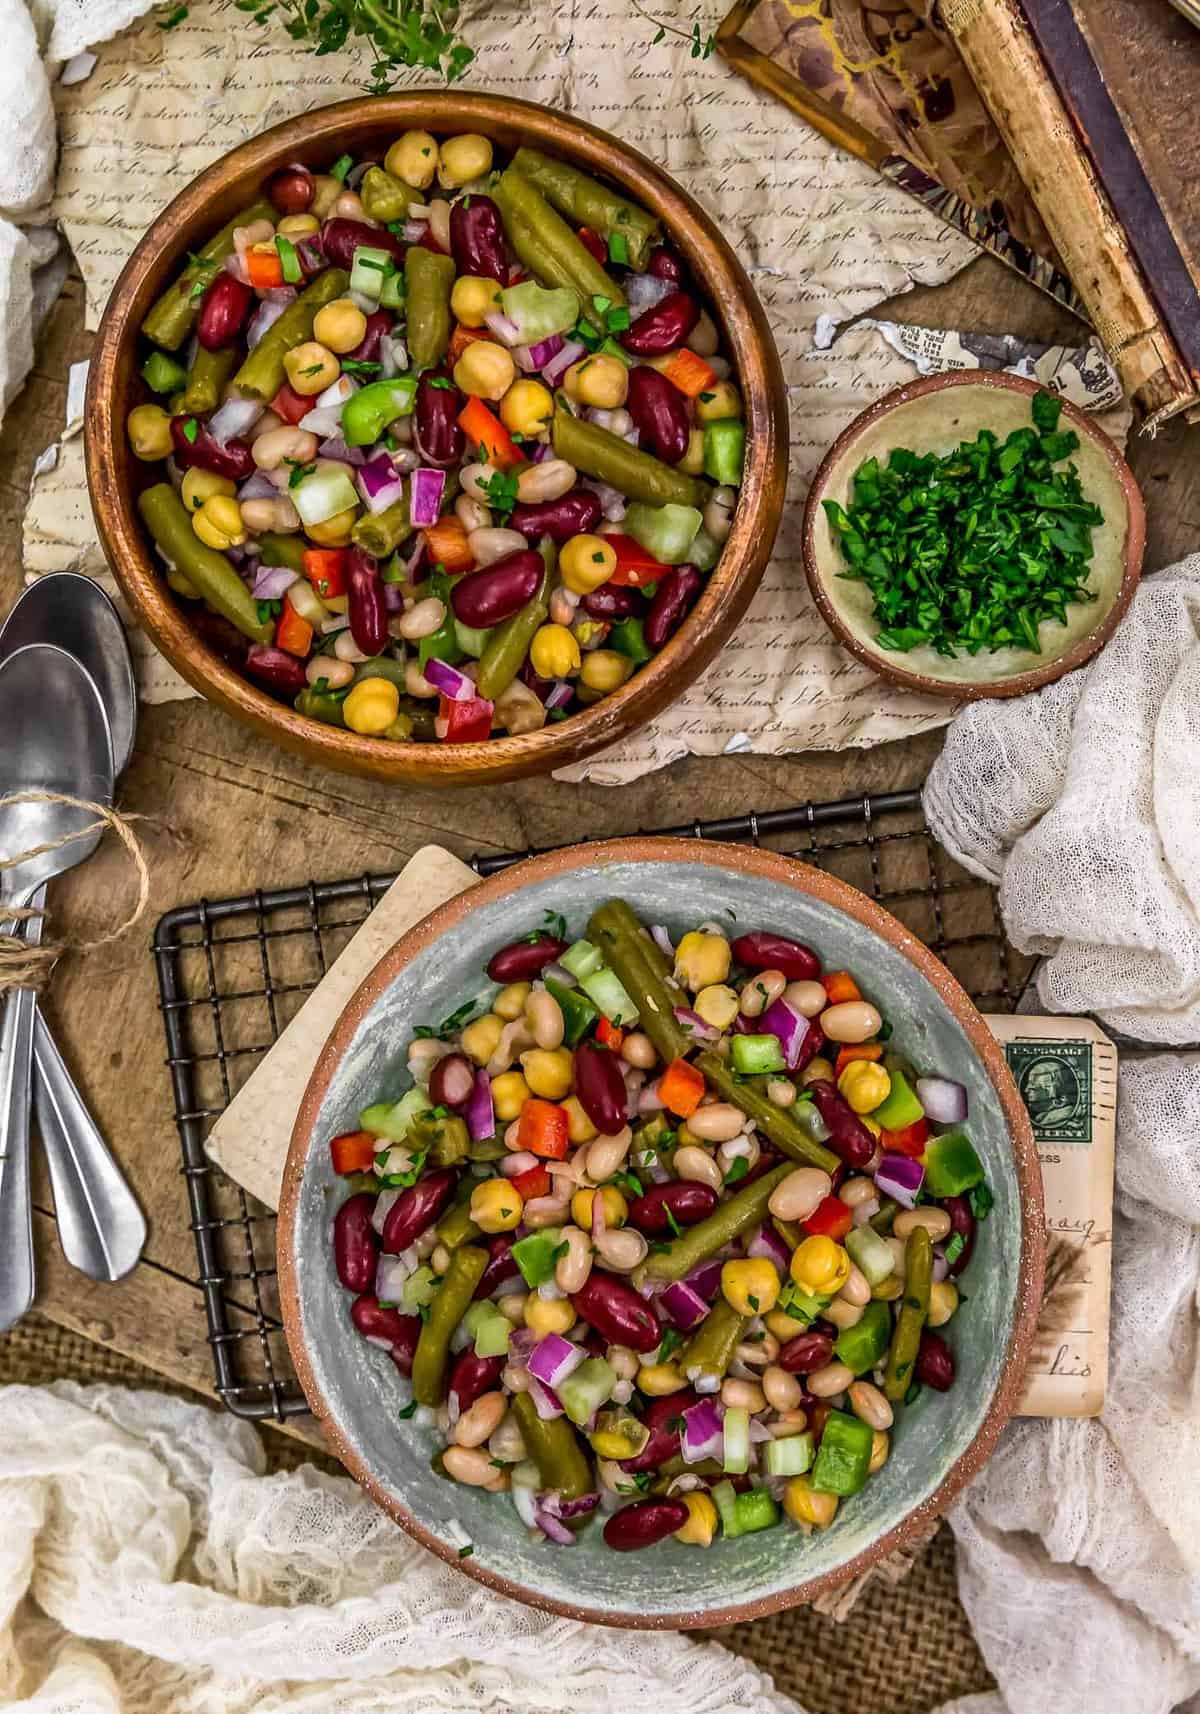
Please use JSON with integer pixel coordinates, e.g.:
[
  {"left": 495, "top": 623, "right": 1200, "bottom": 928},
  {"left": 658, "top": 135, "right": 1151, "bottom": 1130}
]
[
  {"left": 435, "top": 1201, "right": 481, "bottom": 1250},
  {"left": 179, "top": 345, "right": 236, "bottom": 415},
  {"left": 681, "top": 1300, "right": 747, "bottom": 1382},
  {"left": 695, "top": 1052, "right": 840, "bottom": 1175},
  {"left": 141, "top": 200, "right": 274, "bottom": 350},
  {"left": 138, "top": 484, "right": 272, "bottom": 645},
  {"left": 869, "top": 1198, "right": 899, "bottom": 1236},
  {"left": 587, "top": 899, "right": 692, "bottom": 1064},
  {"left": 232, "top": 268, "right": 350, "bottom": 401},
  {"left": 552, "top": 408, "right": 707, "bottom": 510},
  {"left": 351, "top": 656, "right": 408, "bottom": 690},
  {"left": 405, "top": 247, "right": 456, "bottom": 368},
  {"left": 493, "top": 169, "right": 624, "bottom": 325},
  {"left": 408, "top": 1113, "right": 471, "bottom": 1169},
  {"left": 256, "top": 531, "right": 308, "bottom": 574},
  {"left": 411, "top": 1244, "right": 488, "bottom": 1406},
  {"left": 352, "top": 490, "right": 411, "bottom": 557},
  {"left": 510, "top": 148, "right": 661, "bottom": 271},
  {"left": 294, "top": 688, "right": 346, "bottom": 727},
  {"left": 475, "top": 537, "right": 556, "bottom": 701},
  {"left": 467, "top": 1135, "right": 507, "bottom": 1161},
  {"left": 640, "top": 1163, "right": 792, "bottom": 1282},
  {"left": 360, "top": 165, "right": 420, "bottom": 224},
  {"left": 512, "top": 1392, "right": 593, "bottom": 1501},
  {"left": 883, "top": 1226, "right": 933, "bottom": 1402},
  {"left": 397, "top": 695, "right": 438, "bottom": 742}
]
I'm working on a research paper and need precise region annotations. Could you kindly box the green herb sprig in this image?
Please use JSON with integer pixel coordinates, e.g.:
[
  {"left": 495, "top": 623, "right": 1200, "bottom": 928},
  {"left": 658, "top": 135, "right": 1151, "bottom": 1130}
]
[{"left": 229, "top": 0, "right": 474, "bottom": 89}]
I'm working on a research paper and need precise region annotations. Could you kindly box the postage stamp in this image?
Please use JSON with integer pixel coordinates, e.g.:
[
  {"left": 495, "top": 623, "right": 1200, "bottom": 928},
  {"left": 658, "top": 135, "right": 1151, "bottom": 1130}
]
[{"left": 1004, "top": 1038, "right": 1093, "bottom": 1145}]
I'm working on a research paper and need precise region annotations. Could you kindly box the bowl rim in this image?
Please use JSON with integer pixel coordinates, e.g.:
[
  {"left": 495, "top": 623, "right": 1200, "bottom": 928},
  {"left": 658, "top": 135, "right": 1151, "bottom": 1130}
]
[
  {"left": 85, "top": 90, "right": 789, "bottom": 786},
  {"left": 277, "top": 834, "right": 1046, "bottom": 1628},
  {"left": 801, "top": 369, "right": 1145, "bottom": 701}
]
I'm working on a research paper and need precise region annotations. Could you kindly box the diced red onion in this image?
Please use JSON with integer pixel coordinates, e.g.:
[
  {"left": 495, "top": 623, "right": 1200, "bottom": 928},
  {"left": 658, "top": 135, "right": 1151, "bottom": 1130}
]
[
  {"left": 245, "top": 288, "right": 297, "bottom": 349},
  {"left": 591, "top": 1190, "right": 607, "bottom": 1240},
  {"left": 543, "top": 679, "right": 573, "bottom": 712},
  {"left": 348, "top": 288, "right": 378, "bottom": 315},
  {"left": 484, "top": 309, "right": 522, "bottom": 347},
  {"left": 514, "top": 332, "right": 565, "bottom": 374},
  {"left": 684, "top": 1258, "right": 723, "bottom": 1301},
  {"left": 402, "top": 219, "right": 429, "bottom": 242},
  {"left": 237, "top": 471, "right": 280, "bottom": 502},
  {"left": 932, "top": 1250, "right": 949, "bottom": 1283},
  {"left": 318, "top": 435, "right": 366, "bottom": 467},
  {"left": 528, "top": 442, "right": 552, "bottom": 464},
  {"left": 875, "top": 1151, "right": 924, "bottom": 1210},
  {"left": 747, "top": 1222, "right": 791, "bottom": 1273},
  {"left": 539, "top": 1489, "right": 600, "bottom": 1521},
  {"left": 296, "top": 236, "right": 324, "bottom": 274},
  {"left": 526, "top": 1376, "right": 563, "bottom": 1420},
  {"left": 674, "top": 1006, "right": 719, "bottom": 1044},
  {"left": 542, "top": 339, "right": 586, "bottom": 385},
  {"left": 249, "top": 563, "right": 299, "bottom": 600},
  {"left": 507, "top": 1325, "right": 537, "bottom": 1361},
  {"left": 582, "top": 478, "right": 628, "bottom": 523},
  {"left": 224, "top": 250, "right": 251, "bottom": 285},
  {"left": 500, "top": 1150, "right": 538, "bottom": 1179},
  {"left": 464, "top": 1069, "right": 495, "bottom": 1142},
  {"left": 681, "top": 1397, "right": 724, "bottom": 1462},
  {"left": 533, "top": 1506, "right": 576, "bottom": 1546},
  {"left": 916, "top": 1076, "right": 968, "bottom": 1125},
  {"left": 660, "top": 1280, "right": 710, "bottom": 1332},
  {"left": 758, "top": 998, "right": 811, "bottom": 1071},
  {"left": 356, "top": 452, "right": 406, "bottom": 516},
  {"left": 371, "top": 1187, "right": 401, "bottom": 1236},
  {"left": 383, "top": 584, "right": 405, "bottom": 612},
  {"left": 344, "top": 159, "right": 371, "bottom": 189},
  {"left": 297, "top": 404, "right": 345, "bottom": 438},
  {"left": 374, "top": 1253, "right": 413, "bottom": 1301},
  {"left": 692, "top": 1372, "right": 721, "bottom": 1395},
  {"left": 423, "top": 657, "right": 475, "bottom": 702},
  {"left": 852, "top": 1196, "right": 881, "bottom": 1226},
  {"left": 208, "top": 396, "right": 265, "bottom": 446},
  {"left": 637, "top": 1083, "right": 665, "bottom": 1115},
  {"left": 625, "top": 272, "right": 675, "bottom": 311},
  {"left": 748, "top": 1418, "right": 773, "bottom": 1444},
  {"left": 405, "top": 537, "right": 427, "bottom": 577},
  {"left": 623, "top": 428, "right": 641, "bottom": 447},
  {"left": 542, "top": 961, "right": 575, "bottom": 987},
  {"left": 649, "top": 924, "right": 674, "bottom": 958},
  {"left": 527, "top": 1332, "right": 586, "bottom": 1390},
  {"left": 410, "top": 466, "right": 447, "bottom": 528}
]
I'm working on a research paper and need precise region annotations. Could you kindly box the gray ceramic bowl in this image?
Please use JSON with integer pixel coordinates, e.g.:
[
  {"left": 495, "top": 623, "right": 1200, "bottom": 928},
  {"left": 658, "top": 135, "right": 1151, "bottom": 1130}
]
[{"left": 279, "top": 839, "right": 1043, "bottom": 1628}]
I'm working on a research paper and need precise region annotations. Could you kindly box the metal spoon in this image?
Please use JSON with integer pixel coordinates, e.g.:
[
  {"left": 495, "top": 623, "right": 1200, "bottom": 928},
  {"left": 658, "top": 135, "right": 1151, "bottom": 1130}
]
[
  {"left": 0, "top": 644, "right": 113, "bottom": 1330},
  {"left": 0, "top": 576, "right": 145, "bottom": 1282}
]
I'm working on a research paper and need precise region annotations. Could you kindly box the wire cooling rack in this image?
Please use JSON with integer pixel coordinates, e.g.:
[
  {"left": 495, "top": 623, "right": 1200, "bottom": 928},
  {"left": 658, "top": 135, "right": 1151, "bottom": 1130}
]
[{"left": 153, "top": 786, "right": 1034, "bottom": 1423}]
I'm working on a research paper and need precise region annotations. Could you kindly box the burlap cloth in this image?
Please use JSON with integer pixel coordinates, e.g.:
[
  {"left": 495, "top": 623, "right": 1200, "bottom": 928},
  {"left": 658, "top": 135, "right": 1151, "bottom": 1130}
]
[{"left": 0, "top": 1315, "right": 991, "bottom": 1713}]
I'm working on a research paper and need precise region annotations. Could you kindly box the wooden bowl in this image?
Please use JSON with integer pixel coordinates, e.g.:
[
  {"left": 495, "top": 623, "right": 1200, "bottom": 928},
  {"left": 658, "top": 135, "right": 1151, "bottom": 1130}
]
[
  {"left": 86, "top": 93, "right": 788, "bottom": 786},
  {"left": 278, "top": 837, "right": 1045, "bottom": 1628},
  {"left": 803, "top": 371, "right": 1144, "bottom": 700}
]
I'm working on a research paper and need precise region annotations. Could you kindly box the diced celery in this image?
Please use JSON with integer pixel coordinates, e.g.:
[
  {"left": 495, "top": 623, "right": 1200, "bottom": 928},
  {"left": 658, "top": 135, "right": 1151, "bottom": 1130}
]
[
  {"left": 293, "top": 466, "right": 360, "bottom": 527},
  {"left": 499, "top": 281, "right": 581, "bottom": 343},
  {"left": 462, "top": 1302, "right": 493, "bottom": 1340},
  {"left": 764, "top": 1431, "right": 815, "bottom": 1478},
  {"left": 400, "top": 1265, "right": 437, "bottom": 1313},
  {"left": 777, "top": 1279, "right": 830, "bottom": 1325},
  {"left": 560, "top": 938, "right": 604, "bottom": 979},
  {"left": 688, "top": 526, "right": 721, "bottom": 573},
  {"left": 871, "top": 1068, "right": 924, "bottom": 1131},
  {"left": 623, "top": 501, "right": 703, "bottom": 565},
  {"left": 703, "top": 419, "right": 745, "bottom": 486},
  {"left": 379, "top": 269, "right": 406, "bottom": 311},
  {"left": 845, "top": 1224, "right": 896, "bottom": 1287},
  {"left": 577, "top": 965, "right": 639, "bottom": 1026},
  {"left": 833, "top": 1300, "right": 892, "bottom": 1376},
  {"left": 360, "top": 1086, "right": 431, "bottom": 1140},
  {"left": 558, "top": 1356, "right": 616, "bottom": 1425},
  {"left": 711, "top": 1479, "right": 741, "bottom": 1537},
  {"left": 722, "top": 1406, "right": 750, "bottom": 1474},
  {"left": 545, "top": 978, "right": 599, "bottom": 1046},
  {"left": 731, "top": 1034, "right": 786, "bottom": 1075},
  {"left": 474, "top": 1313, "right": 512, "bottom": 1359},
  {"left": 454, "top": 619, "right": 492, "bottom": 658},
  {"left": 349, "top": 245, "right": 397, "bottom": 301}
]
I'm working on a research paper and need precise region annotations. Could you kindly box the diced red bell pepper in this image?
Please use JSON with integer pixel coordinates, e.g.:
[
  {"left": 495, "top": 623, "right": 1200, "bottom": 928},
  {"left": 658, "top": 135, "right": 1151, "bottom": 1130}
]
[
  {"left": 882, "top": 1116, "right": 930, "bottom": 1159},
  {"left": 302, "top": 547, "right": 347, "bottom": 599},
  {"left": 834, "top": 1043, "right": 883, "bottom": 1077},
  {"left": 518, "top": 1098, "right": 570, "bottom": 1160},
  {"left": 270, "top": 381, "right": 312, "bottom": 426},
  {"left": 657, "top": 1057, "right": 705, "bottom": 1118},
  {"left": 458, "top": 397, "right": 525, "bottom": 470},
  {"left": 596, "top": 1016, "right": 626, "bottom": 1051},
  {"left": 510, "top": 1162, "right": 551, "bottom": 1200},
  {"left": 802, "top": 1195, "right": 854, "bottom": 1241},
  {"left": 275, "top": 595, "right": 314, "bottom": 657},
  {"left": 440, "top": 694, "right": 494, "bottom": 743},
  {"left": 246, "top": 246, "right": 285, "bottom": 289},
  {"left": 605, "top": 533, "right": 669, "bottom": 588},
  {"left": 822, "top": 970, "right": 862, "bottom": 1004},
  {"left": 330, "top": 1130, "right": 378, "bottom": 1175},
  {"left": 576, "top": 226, "right": 608, "bottom": 264}
]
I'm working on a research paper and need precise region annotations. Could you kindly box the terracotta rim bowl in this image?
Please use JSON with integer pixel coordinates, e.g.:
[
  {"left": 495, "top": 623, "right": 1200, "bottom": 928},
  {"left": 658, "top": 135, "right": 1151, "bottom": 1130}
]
[
  {"left": 278, "top": 837, "right": 1045, "bottom": 1627},
  {"left": 803, "top": 370, "right": 1144, "bottom": 700},
  {"left": 86, "top": 93, "right": 788, "bottom": 786}
]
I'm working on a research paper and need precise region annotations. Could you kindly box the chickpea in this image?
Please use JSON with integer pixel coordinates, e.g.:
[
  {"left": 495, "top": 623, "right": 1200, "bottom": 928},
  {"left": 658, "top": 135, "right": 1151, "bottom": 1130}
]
[
  {"left": 304, "top": 655, "right": 354, "bottom": 689},
  {"left": 674, "top": 1490, "right": 718, "bottom": 1547},
  {"left": 738, "top": 969, "right": 786, "bottom": 1017},
  {"left": 673, "top": 1145, "right": 722, "bottom": 1191},
  {"left": 313, "top": 299, "right": 369, "bottom": 355},
  {"left": 692, "top": 983, "right": 738, "bottom": 1030},
  {"left": 893, "top": 1207, "right": 953, "bottom": 1243},
  {"left": 442, "top": 1445, "right": 507, "bottom": 1491},
  {"left": 529, "top": 623, "right": 582, "bottom": 680},
  {"left": 563, "top": 353, "right": 629, "bottom": 409},
  {"left": 721, "top": 1257, "right": 782, "bottom": 1317},
  {"left": 277, "top": 213, "right": 320, "bottom": 240},
  {"left": 674, "top": 930, "right": 731, "bottom": 992},
  {"left": 439, "top": 133, "right": 494, "bottom": 189},
  {"left": 695, "top": 380, "right": 743, "bottom": 423},
  {"left": 525, "top": 988, "right": 565, "bottom": 1050},
  {"left": 515, "top": 458, "right": 577, "bottom": 505},
  {"left": 307, "top": 509, "right": 358, "bottom": 547},
  {"left": 496, "top": 379, "right": 552, "bottom": 440},
  {"left": 454, "top": 339, "right": 516, "bottom": 401},
  {"left": 560, "top": 533, "right": 617, "bottom": 595},
  {"left": 497, "top": 1291, "right": 528, "bottom": 1324},
  {"left": 126, "top": 404, "right": 173, "bottom": 460},
  {"left": 579, "top": 649, "right": 635, "bottom": 695},
  {"left": 561, "top": 1095, "right": 597, "bottom": 1145},
  {"left": 253, "top": 426, "right": 319, "bottom": 472},
  {"left": 454, "top": 1390, "right": 507, "bottom": 1448},
  {"left": 783, "top": 1475, "right": 838, "bottom": 1529},
  {"left": 721, "top": 1377, "right": 766, "bottom": 1413},
  {"left": 637, "top": 1361, "right": 687, "bottom": 1396},
  {"left": 460, "top": 1013, "right": 504, "bottom": 1065},
  {"left": 679, "top": 427, "right": 706, "bottom": 476},
  {"left": 838, "top": 1060, "right": 891, "bottom": 1114},
  {"left": 519, "top": 1045, "right": 573, "bottom": 1100},
  {"left": 523, "top": 1295, "right": 574, "bottom": 1338},
  {"left": 451, "top": 275, "right": 503, "bottom": 329},
  {"left": 492, "top": 982, "right": 531, "bottom": 1023},
  {"left": 928, "top": 1279, "right": 960, "bottom": 1328},
  {"left": 619, "top": 1032, "right": 656, "bottom": 1069},
  {"left": 191, "top": 495, "right": 245, "bottom": 552},
  {"left": 385, "top": 130, "right": 439, "bottom": 189},
  {"left": 762, "top": 1365, "right": 804, "bottom": 1412},
  {"left": 571, "top": 1185, "right": 626, "bottom": 1230},
  {"left": 765, "top": 1310, "right": 801, "bottom": 1343},
  {"left": 791, "top": 1235, "right": 851, "bottom": 1297},
  {"left": 801, "top": 1055, "right": 836, "bottom": 1087},
  {"left": 342, "top": 676, "right": 400, "bottom": 736},
  {"left": 490, "top": 1071, "right": 530, "bottom": 1122},
  {"left": 470, "top": 1176, "right": 523, "bottom": 1234},
  {"left": 456, "top": 494, "right": 491, "bottom": 533},
  {"left": 241, "top": 496, "right": 301, "bottom": 534},
  {"left": 283, "top": 341, "right": 340, "bottom": 397},
  {"left": 703, "top": 484, "right": 736, "bottom": 545}
]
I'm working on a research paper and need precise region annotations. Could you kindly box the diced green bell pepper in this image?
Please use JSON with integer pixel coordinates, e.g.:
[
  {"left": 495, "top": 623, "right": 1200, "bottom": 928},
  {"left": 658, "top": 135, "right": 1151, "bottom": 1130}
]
[
  {"left": 778, "top": 1279, "right": 830, "bottom": 1325},
  {"left": 623, "top": 501, "right": 703, "bottom": 565},
  {"left": 703, "top": 419, "right": 745, "bottom": 486},
  {"left": 544, "top": 977, "right": 599, "bottom": 1047},
  {"left": 511, "top": 1228, "right": 564, "bottom": 1288},
  {"left": 845, "top": 1225, "right": 896, "bottom": 1287},
  {"left": 923, "top": 1132, "right": 985, "bottom": 1198},
  {"left": 419, "top": 571, "right": 465, "bottom": 667},
  {"left": 811, "top": 1409, "right": 874, "bottom": 1496},
  {"left": 379, "top": 269, "right": 406, "bottom": 311},
  {"left": 142, "top": 350, "right": 188, "bottom": 395},
  {"left": 341, "top": 376, "right": 418, "bottom": 446},
  {"left": 712, "top": 1480, "right": 779, "bottom": 1537},
  {"left": 687, "top": 526, "right": 721, "bottom": 572},
  {"left": 833, "top": 1299, "right": 893, "bottom": 1375},
  {"left": 871, "top": 1068, "right": 925, "bottom": 1132},
  {"left": 608, "top": 616, "right": 653, "bottom": 664},
  {"left": 731, "top": 1033, "right": 787, "bottom": 1076},
  {"left": 454, "top": 619, "right": 493, "bottom": 658}
]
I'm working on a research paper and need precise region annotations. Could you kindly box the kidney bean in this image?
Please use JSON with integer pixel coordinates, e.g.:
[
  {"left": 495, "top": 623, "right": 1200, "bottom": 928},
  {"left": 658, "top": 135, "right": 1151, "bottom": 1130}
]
[
  {"left": 582, "top": 583, "right": 643, "bottom": 621},
  {"left": 351, "top": 1294, "right": 421, "bottom": 1368},
  {"left": 472, "top": 1234, "right": 519, "bottom": 1300},
  {"left": 806, "top": 1081, "right": 876, "bottom": 1170},
  {"left": 485, "top": 933, "right": 567, "bottom": 984},
  {"left": 429, "top": 1050, "right": 475, "bottom": 1109},
  {"left": 449, "top": 195, "right": 508, "bottom": 282},
  {"left": 778, "top": 1331, "right": 835, "bottom": 1374},
  {"left": 509, "top": 488, "right": 602, "bottom": 544},
  {"left": 808, "top": 1400, "right": 832, "bottom": 1444},
  {"left": 448, "top": 1349, "right": 505, "bottom": 1412},
  {"left": 321, "top": 218, "right": 405, "bottom": 271},
  {"left": 519, "top": 658, "right": 555, "bottom": 700},
  {"left": 190, "top": 608, "right": 251, "bottom": 669},
  {"left": 795, "top": 1024, "right": 827, "bottom": 1076},
  {"left": 414, "top": 367, "right": 465, "bottom": 467},
  {"left": 333, "top": 1192, "right": 378, "bottom": 1292},
  {"left": 347, "top": 308, "right": 393, "bottom": 366},
  {"left": 644, "top": 565, "right": 702, "bottom": 652},
  {"left": 573, "top": 1040, "right": 628, "bottom": 1136},
  {"left": 646, "top": 245, "right": 684, "bottom": 284},
  {"left": 941, "top": 1195, "right": 976, "bottom": 1277},
  {"left": 731, "top": 933, "right": 821, "bottom": 982},
  {"left": 450, "top": 550, "right": 542, "bottom": 628},
  {"left": 625, "top": 365, "right": 690, "bottom": 464},
  {"left": 618, "top": 1389, "right": 699, "bottom": 1472},
  {"left": 626, "top": 1180, "right": 718, "bottom": 1235},
  {"left": 196, "top": 272, "right": 254, "bottom": 351},
  {"left": 170, "top": 415, "right": 254, "bottom": 481},
  {"left": 266, "top": 166, "right": 315, "bottom": 215},
  {"left": 603, "top": 1497, "right": 689, "bottom": 1551},
  {"left": 245, "top": 645, "right": 308, "bottom": 700},
  {"left": 571, "top": 1269, "right": 661, "bottom": 1352},
  {"left": 381, "top": 1167, "right": 458, "bottom": 1253},
  {"left": 620, "top": 290, "right": 701, "bottom": 356},
  {"left": 346, "top": 548, "right": 388, "bottom": 658},
  {"left": 916, "top": 1329, "right": 956, "bottom": 1391}
]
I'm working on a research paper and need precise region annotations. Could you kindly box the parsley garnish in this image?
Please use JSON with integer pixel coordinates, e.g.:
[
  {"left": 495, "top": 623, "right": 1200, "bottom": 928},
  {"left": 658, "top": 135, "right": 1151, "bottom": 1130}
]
[
  {"left": 458, "top": 1544, "right": 474, "bottom": 1559},
  {"left": 181, "top": 417, "right": 199, "bottom": 444},
  {"left": 543, "top": 909, "right": 568, "bottom": 939},
  {"left": 286, "top": 459, "right": 317, "bottom": 489},
  {"left": 943, "top": 1232, "right": 966, "bottom": 1266},
  {"left": 747, "top": 1293, "right": 759, "bottom": 1311},
  {"left": 969, "top": 1183, "right": 994, "bottom": 1221},
  {"left": 299, "top": 363, "right": 325, "bottom": 376},
  {"left": 664, "top": 1206, "right": 682, "bottom": 1238},
  {"left": 723, "top": 1156, "right": 750, "bottom": 1186},
  {"left": 904, "top": 1381, "right": 923, "bottom": 1406},
  {"left": 658, "top": 1328, "right": 684, "bottom": 1361},
  {"left": 608, "top": 233, "right": 629, "bottom": 266},
  {"left": 478, "top": 468, "right": 520, "bottom": 520},
  {"left": 255, "top": 599, "right": 282, "bottom": 624},
  {"left": 329, "top": 153, "right": 354, "bottom": 183},
  {"left": 156, "top": 4, "right": 187, "bottom": 26},
  {"left": 605, "top": 307, "right": 631, "bottom": 333},
  {"left": 398, "top": 1399, "right": 418, "bottom": 1419},
  {"left": 427, "top": 375, "right": 453, "bottom": 390},
  {"left": 411, "top": 997, "right": 484, "bottom": 1039},
  {"left": 341, "top": 359, "right": 383, "bottom": 377}
]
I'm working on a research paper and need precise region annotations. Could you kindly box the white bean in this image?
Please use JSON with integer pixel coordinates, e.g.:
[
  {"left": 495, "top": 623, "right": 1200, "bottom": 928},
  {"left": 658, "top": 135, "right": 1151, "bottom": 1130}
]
[
  {"left": 687, "top": 1102, "right": 745, "bottom": 1143},
  {"left": 442, "top": 1444, "right": 507, "bottom": 1489},
  {"left": 673, "top": 1146, "right": 722, "bottom": 1191},
  {"left": 526, "top": 988, "right": 565, "bottom": 1050},
  {"left": 593, "top": 1227, "right": 647, "bottom": 1273},
  {"left": 468, "top": 527, "right": 528, "bottom": 566},
  {"left": 807, "top": 1361, "right": 855, "bottom": 1398},
  {"left": 893, "top": 1207, "right": 952, "bottom": 1242},
  {"left": 397, "top": 597, "right": 446, "bottom": 640},
  {"left": 848, "top": 1381, "right": 894, "bottom": 1431},
  {"left": 515, "top": 459, "right": 576, "bottom": 504},
  {"left": 583, "top": 1127, "right": 632, "bottom": 1182},
  {"left": 305, "top": 655, "right": 354, "bottom": 689},
  {"left": 454, "top": 1390, "right": 507, "bottom": 1447},
  {"left": 768, "top": 1167, "right": 833, "bottom": 1223},
  {"left": 782, "top": 980, "right": 828, "bottom": 1018},
  {"left": 554, "top": 1225, "right": 592, "bottom": 1294}
]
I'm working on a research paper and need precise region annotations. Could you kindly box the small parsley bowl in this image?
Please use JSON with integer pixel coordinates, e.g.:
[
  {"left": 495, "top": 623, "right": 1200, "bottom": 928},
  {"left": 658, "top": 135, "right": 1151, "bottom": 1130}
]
[{"left": 803, "top": 371, "right": 1144, "bottom": 700}]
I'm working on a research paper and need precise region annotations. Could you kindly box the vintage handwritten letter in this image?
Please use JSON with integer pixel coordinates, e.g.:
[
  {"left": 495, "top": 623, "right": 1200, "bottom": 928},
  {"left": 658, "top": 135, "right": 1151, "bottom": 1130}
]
[{"left": 30, "top": 0, "right": 985, "bottom": 767}]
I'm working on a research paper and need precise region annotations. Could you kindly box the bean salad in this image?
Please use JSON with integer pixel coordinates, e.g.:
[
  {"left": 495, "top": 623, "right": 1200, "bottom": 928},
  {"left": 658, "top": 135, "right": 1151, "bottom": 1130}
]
[
  {"left": 129, "top": 133, "right": 746, "bottom": 743},
  {"left": 329, "top": 902, "right": 993, "bottom": 1553}
]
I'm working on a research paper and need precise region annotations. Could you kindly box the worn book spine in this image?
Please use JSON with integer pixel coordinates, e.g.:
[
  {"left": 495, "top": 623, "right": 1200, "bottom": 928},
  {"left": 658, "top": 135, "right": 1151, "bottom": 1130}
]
[{"left": 940, "top": 0, "right": 1200, "bottom": 426}]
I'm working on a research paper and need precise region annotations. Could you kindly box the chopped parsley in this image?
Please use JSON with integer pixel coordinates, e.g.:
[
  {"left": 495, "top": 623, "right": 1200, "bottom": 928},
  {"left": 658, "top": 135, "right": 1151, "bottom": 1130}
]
[
  {"left": 412, "top": 997, "right": 484, "bottom": 1039},
  {"left": 181, "top": 417, "right": 199, "bottom": 444},
  {"left": 427, "top": 375, "right": 454, "bottom": 390},
  {"left": 286, "top": 459, "right": 317, "bottom": 489},
  {"left": 398, "top": 1399, "right": 418, "bottom": 1419},
  {"left": 723, "top": 1156, "right": 750, "bottom": 1187},
  {"left": 657, "top": 1328, "right": 684, "bottom": 1361},
  {"left": 275, "top": 234, "right": 302, "bottom": 283},
  {"left": 543, "top": 909, "right": 568, "bottom": 939},
  {"left": 943, "top": 1232, "right": 966, "bottom": 1266},
  {"left": 904, "top": 1381, "right": 923, "bottom": 1407},
  {"left": 458, "top": 1544, "right": 474, "bottom": 1559},
  {"left": 608, "top": 232, "right": 629, "bottom": 266},
  {"left": 255, "top": 599, "right": 281, "bottom": 623},
  {"left": 330, "top": 153, "right": 354, "bottom": 183},
  {"left": 478, "top": 468, "right": 520, "bottom": 520},
  {"left": 341, "top": 359, "right": 383, "bottom": 377},
  {"left": 664, "top": 1205, "right": 683, "bottom": 1238},
  {"left": 969, "top": 1182, "right": 994, "bottom": 1221}
]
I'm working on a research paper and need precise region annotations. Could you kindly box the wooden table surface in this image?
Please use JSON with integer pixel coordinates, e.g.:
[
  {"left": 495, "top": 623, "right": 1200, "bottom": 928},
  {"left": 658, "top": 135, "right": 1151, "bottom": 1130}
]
[{"left": 1, "top": 253, "right": 1196, "bottom": 1453}]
